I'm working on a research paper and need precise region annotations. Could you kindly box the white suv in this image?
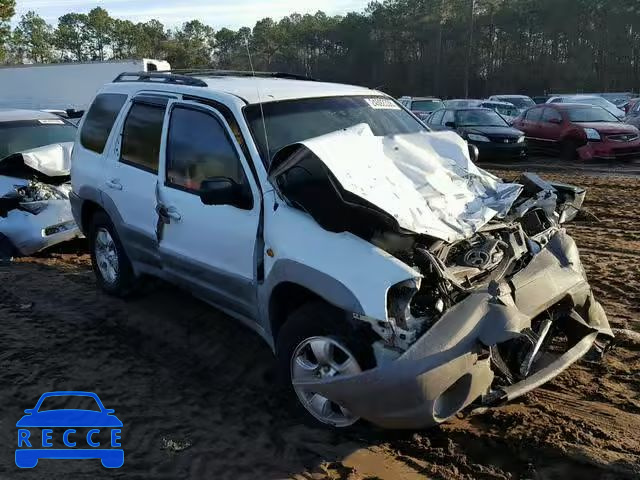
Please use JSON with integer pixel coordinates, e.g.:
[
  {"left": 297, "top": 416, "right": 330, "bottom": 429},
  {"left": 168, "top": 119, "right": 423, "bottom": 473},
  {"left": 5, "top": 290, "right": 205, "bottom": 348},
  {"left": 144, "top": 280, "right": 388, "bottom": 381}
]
[{"left": 71, "top": 71, "right": 612, "bottom": 429}]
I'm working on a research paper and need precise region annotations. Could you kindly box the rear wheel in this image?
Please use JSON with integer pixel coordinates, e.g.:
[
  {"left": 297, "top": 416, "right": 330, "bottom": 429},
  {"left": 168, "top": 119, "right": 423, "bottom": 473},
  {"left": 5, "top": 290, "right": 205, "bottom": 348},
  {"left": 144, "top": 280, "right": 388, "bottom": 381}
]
[
  {"left": 276, "top": 301, "right": 375, "bottom": 428},
  {"left": 89, "top": 211, "right": 136, "bottom": 297}
]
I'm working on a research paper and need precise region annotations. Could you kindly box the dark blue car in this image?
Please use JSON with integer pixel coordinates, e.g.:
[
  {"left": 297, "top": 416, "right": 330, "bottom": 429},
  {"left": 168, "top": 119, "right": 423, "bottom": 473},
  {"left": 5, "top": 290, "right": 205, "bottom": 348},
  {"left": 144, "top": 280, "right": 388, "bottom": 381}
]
[{"left": 16, "top": 391, "right": 123, "bottom": 468}]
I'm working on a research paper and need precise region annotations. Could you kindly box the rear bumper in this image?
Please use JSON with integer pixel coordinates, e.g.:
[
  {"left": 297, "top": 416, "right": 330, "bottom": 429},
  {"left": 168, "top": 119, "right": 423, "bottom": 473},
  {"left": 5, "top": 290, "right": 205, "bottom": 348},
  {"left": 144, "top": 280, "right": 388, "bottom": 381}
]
[
  {"left": 577, "top": 141, "right": 640, "bottom": 161},
  {"left": 294, "top": 230, "right": 612, "bottom": 429}
]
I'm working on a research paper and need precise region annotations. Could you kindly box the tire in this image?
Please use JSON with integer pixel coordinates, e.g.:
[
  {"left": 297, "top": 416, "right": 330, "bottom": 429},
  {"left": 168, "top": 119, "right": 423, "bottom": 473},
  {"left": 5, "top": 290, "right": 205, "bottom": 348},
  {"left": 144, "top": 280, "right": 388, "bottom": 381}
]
[
  {"left": 89, "top": 211, "right": 136, "bottom": 297},
  {"left": 561, "top": 138, "right": 580, "bottom": 161},
  {"left": 0, "top": 233, "right": 16, "bottom": 260},
  {"left": 276, "top": 301, "right": 375, "bottom": 428}
]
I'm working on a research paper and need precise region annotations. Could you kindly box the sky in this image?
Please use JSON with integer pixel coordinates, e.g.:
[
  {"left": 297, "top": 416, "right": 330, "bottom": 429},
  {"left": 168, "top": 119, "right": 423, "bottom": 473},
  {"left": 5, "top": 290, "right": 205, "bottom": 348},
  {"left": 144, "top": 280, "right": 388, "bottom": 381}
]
[{"left": 13, "top": 0, "right": 371, "bottom": 28}]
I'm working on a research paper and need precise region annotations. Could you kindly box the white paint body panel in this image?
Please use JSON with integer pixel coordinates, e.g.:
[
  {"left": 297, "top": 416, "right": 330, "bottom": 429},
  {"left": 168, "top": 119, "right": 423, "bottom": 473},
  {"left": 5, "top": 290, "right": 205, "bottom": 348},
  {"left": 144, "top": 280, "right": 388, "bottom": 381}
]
[
  {"left": 262, "top": 190, "right": 419, "bottom": 320},
  {"left": 299, "top": 124, "right": 523, "bottom": 242}
]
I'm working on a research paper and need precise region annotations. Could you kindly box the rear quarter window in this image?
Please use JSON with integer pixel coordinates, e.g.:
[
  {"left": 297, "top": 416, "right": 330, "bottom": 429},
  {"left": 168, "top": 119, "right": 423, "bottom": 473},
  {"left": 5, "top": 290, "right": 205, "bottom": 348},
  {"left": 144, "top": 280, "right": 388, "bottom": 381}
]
[{"left": 80, "top": 93, "right": 128, "bottom": 154}]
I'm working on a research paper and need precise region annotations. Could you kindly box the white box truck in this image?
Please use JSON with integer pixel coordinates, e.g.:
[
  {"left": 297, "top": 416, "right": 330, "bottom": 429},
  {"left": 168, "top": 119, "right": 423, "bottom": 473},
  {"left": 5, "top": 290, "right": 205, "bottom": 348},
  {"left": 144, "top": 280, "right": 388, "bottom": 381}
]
[{"left": 0, "top": 58, "right": 170, "bottom": 111}]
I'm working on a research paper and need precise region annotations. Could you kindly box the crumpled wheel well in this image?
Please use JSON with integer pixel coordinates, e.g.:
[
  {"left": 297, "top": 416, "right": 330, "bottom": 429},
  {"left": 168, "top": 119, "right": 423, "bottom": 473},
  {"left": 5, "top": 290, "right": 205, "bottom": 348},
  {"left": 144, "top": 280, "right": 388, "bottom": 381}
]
[
  {"left": 269, "top": 282, "right": 327, "bottom": 340},
  {"left": 80, "top": 200, "right": 104, "bottom": 235}
]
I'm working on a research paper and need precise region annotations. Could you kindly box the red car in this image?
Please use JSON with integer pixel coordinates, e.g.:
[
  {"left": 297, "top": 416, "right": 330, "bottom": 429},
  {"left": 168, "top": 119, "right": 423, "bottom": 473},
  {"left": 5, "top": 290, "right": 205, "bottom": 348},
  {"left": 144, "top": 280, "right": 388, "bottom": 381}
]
[{"left": 513, "top": 103, "right": 640, "bottom": 161}]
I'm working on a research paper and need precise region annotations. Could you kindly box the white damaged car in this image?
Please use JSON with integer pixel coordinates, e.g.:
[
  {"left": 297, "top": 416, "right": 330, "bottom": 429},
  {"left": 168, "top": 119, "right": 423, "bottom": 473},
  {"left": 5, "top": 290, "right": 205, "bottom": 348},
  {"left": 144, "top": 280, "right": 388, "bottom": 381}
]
[
  {"left": 70, "top": 74, "right": 613, "bottom": 429},
  {"left": 0, "top": 109, "right": 82, "bottom": 257}
]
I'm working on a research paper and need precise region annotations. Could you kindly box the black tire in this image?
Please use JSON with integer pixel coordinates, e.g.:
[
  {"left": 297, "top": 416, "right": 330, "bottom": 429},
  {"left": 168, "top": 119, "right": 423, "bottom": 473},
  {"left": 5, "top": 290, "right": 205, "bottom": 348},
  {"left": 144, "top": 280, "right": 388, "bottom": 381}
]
[
  {"left": 0, "top": 233, "right": 17, "bottom": 260},
  {"left": 561, "top": 138, "right": 580, "bottom": 161},
  {"left": 275, "top": 301, "right": 376, "bottom": 427},
  {"left": 89, "top": 211, "right": 136, "bottom": 297}
]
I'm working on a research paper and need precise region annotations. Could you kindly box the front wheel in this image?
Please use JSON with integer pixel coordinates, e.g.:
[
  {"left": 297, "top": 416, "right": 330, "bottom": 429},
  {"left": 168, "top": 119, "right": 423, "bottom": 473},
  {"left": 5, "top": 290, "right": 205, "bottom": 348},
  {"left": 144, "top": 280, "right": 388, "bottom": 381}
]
[{"left": 276, "top": 301, "right": 375, "bottom": 428}]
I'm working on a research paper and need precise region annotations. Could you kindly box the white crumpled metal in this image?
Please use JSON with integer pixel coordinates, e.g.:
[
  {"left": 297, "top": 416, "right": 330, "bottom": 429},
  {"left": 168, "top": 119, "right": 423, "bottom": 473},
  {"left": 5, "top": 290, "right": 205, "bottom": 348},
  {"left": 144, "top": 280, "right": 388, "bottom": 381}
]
[
  {"left": 17, "top": 142, "right": 73, "bottom": 177},
  {"left": 299, "top": 124, "right": 523, "bottom": 242}
]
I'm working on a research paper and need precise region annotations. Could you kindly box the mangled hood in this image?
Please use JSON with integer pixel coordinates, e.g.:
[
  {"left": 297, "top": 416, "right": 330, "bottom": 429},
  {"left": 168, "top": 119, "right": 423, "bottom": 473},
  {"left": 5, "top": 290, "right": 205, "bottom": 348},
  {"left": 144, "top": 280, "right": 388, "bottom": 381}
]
[
  {"left": 271, "top": 124, "right": 522, "bottom": 242},
  {"left": 0, "top": 142, "right": 74, "bottom": 178}
]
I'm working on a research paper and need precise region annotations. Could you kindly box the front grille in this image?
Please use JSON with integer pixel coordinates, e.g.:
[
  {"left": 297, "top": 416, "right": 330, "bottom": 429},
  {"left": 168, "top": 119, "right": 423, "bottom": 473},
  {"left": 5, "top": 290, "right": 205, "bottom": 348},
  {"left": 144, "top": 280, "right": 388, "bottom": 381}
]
[
  {"left": 607, "top": 133, "right": 639, "bottom": 142},
  {"left": 487, "top": 135, "right": 519, "bottom": 144}
]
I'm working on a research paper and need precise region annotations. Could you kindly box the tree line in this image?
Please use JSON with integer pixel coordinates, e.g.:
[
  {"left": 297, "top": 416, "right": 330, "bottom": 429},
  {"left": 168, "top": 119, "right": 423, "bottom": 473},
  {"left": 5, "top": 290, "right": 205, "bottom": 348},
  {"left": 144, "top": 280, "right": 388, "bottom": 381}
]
[{"left": 0, "top": 0, "right": 639, "bottom": 98}]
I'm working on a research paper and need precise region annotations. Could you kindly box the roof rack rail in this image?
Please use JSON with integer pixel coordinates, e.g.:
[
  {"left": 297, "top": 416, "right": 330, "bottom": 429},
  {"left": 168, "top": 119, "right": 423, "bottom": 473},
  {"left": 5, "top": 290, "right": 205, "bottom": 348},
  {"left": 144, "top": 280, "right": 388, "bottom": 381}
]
[
  {"left": 159, "top": 69, "right": 316, "bottom": 82},
  {"left": 112, "top": 72, "right": 208, "bottom": 87}
]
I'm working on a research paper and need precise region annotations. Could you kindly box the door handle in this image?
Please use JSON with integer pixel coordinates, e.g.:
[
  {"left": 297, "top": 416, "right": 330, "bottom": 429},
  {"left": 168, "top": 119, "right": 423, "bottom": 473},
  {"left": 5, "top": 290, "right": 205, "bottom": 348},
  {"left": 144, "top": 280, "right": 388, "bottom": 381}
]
[
  {"left": 106, "top": 179, "right": 123, "bottom": 191},
  {"left": 166, "top": 207, "right": 182, "bottom": 222}
]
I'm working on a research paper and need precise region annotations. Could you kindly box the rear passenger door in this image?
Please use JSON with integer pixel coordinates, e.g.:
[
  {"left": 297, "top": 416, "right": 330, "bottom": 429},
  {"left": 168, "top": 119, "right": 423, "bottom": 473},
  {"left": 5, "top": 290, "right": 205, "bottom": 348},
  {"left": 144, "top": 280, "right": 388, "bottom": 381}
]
[
  {"left": 104, "top": 95, "right": 169, "bottom": 268},
  {"left": 155, "top": 100, "right": 261, "bottom": 320}
]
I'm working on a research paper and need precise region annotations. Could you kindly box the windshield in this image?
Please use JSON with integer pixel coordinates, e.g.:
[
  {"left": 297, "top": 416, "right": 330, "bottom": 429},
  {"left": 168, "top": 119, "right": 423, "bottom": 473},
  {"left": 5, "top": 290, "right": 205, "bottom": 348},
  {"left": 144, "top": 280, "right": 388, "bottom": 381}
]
[
  {"left": 567, "top": 106, "right": 619, "bottom": 123},
  {"left": 456, "top": 109, "right": 508, "bottom": 127},
  {"left": 245, "top": 96, "right": 426, "bottom": 164},
  {"left": 497, "top": 97, "right": 535, "bottom": 108},
  {"left": 0, "top": 121, "right": 77, "bottom": 160},
  {"left": 411, "top": 100, "right": 445, "bottom": 112}
]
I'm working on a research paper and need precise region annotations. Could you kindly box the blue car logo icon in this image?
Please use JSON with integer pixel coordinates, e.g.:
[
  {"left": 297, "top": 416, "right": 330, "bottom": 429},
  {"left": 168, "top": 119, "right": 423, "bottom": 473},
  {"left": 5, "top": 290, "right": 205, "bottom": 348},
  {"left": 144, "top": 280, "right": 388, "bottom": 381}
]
[{"left": 16, "top": 391, "right": 123, "bottom": 468}]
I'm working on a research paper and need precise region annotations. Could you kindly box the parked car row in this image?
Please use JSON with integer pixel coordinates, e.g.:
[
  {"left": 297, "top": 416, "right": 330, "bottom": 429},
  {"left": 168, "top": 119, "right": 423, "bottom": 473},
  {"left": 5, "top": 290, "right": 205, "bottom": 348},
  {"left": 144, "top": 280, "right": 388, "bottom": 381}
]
[{"left": 400, "top": 91, "right": 640, "bottom": 162}]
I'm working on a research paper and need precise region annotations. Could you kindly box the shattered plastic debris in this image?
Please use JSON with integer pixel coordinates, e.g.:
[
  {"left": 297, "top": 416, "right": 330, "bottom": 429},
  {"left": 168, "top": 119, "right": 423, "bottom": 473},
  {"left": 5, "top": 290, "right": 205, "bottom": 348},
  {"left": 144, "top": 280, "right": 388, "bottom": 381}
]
[{"left": 160, "top": 436, "right": 192, "bottom": 454}]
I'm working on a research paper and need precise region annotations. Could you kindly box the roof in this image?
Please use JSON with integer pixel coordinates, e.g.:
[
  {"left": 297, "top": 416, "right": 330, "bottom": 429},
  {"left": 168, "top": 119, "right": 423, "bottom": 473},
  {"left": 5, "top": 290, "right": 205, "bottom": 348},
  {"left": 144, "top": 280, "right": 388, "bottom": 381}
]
[
  {"left": 545, "top": 103, "right": 598, "bottom": 110},
  {"left": 0, "top": 108, "right": 62, "bottom": 123},
  {"left": 406, "top": 97, "right": 442, "bottom": 101},
  {"left": 482, "top": 100, "right": 516, "bottom": 106},
  {"left": 491, "top": 94, "right": 531, "bottom": 98},
  {"left": 198, "top": 76, "right": 376, "bottom": 104}
]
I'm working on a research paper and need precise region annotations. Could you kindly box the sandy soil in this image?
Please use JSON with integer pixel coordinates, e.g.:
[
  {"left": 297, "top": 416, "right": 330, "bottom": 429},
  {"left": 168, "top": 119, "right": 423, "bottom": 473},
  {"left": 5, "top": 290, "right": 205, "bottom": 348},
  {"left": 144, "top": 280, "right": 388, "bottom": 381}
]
[{"left": 0, "top": 171, "right": 638, "bottom": 479}]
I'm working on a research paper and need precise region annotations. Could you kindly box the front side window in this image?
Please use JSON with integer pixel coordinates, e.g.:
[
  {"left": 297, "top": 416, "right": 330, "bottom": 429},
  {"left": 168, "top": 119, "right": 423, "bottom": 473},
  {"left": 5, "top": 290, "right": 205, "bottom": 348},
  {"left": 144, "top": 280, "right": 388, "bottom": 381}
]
[
  {"left": 0, "top": 120, "right": 77, "bottom": 160},
  {"left": 442, "top": 110, "right": 455, "bottom": 125},
  {"left": 80, "top": 93, "right": 128, "bottom": 154},
  {"left": 525, "top": 108, "right": 543, "bottom": 122},
  {"left": 166, "top": 106, "right": 247, "bottom": 192},
  {"left": 541, "top": 108, "right": 562, "bottom": 123},
  {"left": 120, "top": 102, "right": 166, "bottom": 173},
  {"left": 245, "top": 96, "right": 425, "bottom": 164},
  {"left": 429, "top": 110, "right": 445, "bottom": 125}
]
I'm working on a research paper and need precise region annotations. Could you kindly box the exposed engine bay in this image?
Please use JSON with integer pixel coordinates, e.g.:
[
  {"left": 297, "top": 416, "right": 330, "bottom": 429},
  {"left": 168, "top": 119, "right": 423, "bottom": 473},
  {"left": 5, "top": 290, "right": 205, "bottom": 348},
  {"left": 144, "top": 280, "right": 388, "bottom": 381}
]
[
  {"left": 269, "top": 127, "right": 611, "bottom": 428},
  {"left": 0, "top": 143, "right": 80, "bottom": 257}
]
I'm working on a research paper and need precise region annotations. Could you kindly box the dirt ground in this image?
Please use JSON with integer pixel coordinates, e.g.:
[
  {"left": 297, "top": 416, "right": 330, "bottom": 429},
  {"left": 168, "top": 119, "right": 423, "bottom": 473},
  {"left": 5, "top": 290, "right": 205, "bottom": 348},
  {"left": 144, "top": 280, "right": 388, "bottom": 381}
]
[{"left": 0, "top": 169, "right": 638, "bottom": 480}]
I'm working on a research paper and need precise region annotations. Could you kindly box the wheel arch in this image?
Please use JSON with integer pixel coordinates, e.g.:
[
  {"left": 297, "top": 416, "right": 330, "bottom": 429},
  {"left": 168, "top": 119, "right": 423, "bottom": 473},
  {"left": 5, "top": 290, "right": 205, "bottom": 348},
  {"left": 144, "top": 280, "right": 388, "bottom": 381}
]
[{"left": 265, "top": 260, "right": 365, "bottom": 342}]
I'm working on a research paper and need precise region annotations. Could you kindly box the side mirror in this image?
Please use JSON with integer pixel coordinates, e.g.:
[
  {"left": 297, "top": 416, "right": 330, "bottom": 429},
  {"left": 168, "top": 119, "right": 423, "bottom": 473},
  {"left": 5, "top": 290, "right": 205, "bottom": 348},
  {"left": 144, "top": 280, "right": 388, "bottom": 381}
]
[
  {"left": 199, "top": 178, "right": 252, "bottom": 209},
  {"left": 445, "top": 121, "right": 457, "bottom": 129},
  {"left": 24, "top": 409, "right": 34, "bottom": 414}
]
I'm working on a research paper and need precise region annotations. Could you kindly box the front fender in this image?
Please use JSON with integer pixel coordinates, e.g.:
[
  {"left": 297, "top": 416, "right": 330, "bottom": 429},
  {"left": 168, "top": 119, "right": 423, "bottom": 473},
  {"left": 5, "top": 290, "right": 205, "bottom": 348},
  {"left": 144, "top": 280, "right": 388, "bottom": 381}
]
[{"left": 261, "top": 193, "right": 419, "bottom": 326}]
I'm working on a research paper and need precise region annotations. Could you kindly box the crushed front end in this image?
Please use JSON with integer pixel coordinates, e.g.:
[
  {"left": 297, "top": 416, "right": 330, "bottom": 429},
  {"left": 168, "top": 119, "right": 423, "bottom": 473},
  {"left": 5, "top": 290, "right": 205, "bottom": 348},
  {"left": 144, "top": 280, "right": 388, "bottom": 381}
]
[{"left": 291, "top": 173, "right": 613, "bottom": 429}]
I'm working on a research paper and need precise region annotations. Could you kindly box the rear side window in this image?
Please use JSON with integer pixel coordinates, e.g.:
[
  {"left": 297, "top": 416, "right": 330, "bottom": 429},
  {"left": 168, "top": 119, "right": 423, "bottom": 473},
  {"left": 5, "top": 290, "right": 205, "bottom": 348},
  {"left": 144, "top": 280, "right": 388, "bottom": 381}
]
[
  {"left": 430, "top": 110, "right": 445, "bottom": 125},
  {"left": 120, "top": 102, "right": 166, "bottom": 173},
  {"left": 80, "top": 93, "right": 127, "bottom": 154},
  {"left": 525, "top": 108, "right": 543, "bottom": 122},
  {"left": 541, "top": 108, "right": 562, "bottom": 123}
]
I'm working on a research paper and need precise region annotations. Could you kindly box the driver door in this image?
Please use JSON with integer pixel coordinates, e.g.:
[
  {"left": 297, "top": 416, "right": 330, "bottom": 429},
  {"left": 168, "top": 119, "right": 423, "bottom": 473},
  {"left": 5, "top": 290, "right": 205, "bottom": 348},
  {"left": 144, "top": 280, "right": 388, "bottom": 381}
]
[{"left": 156, "top": 100, "right": 262, "bottom": 320}]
